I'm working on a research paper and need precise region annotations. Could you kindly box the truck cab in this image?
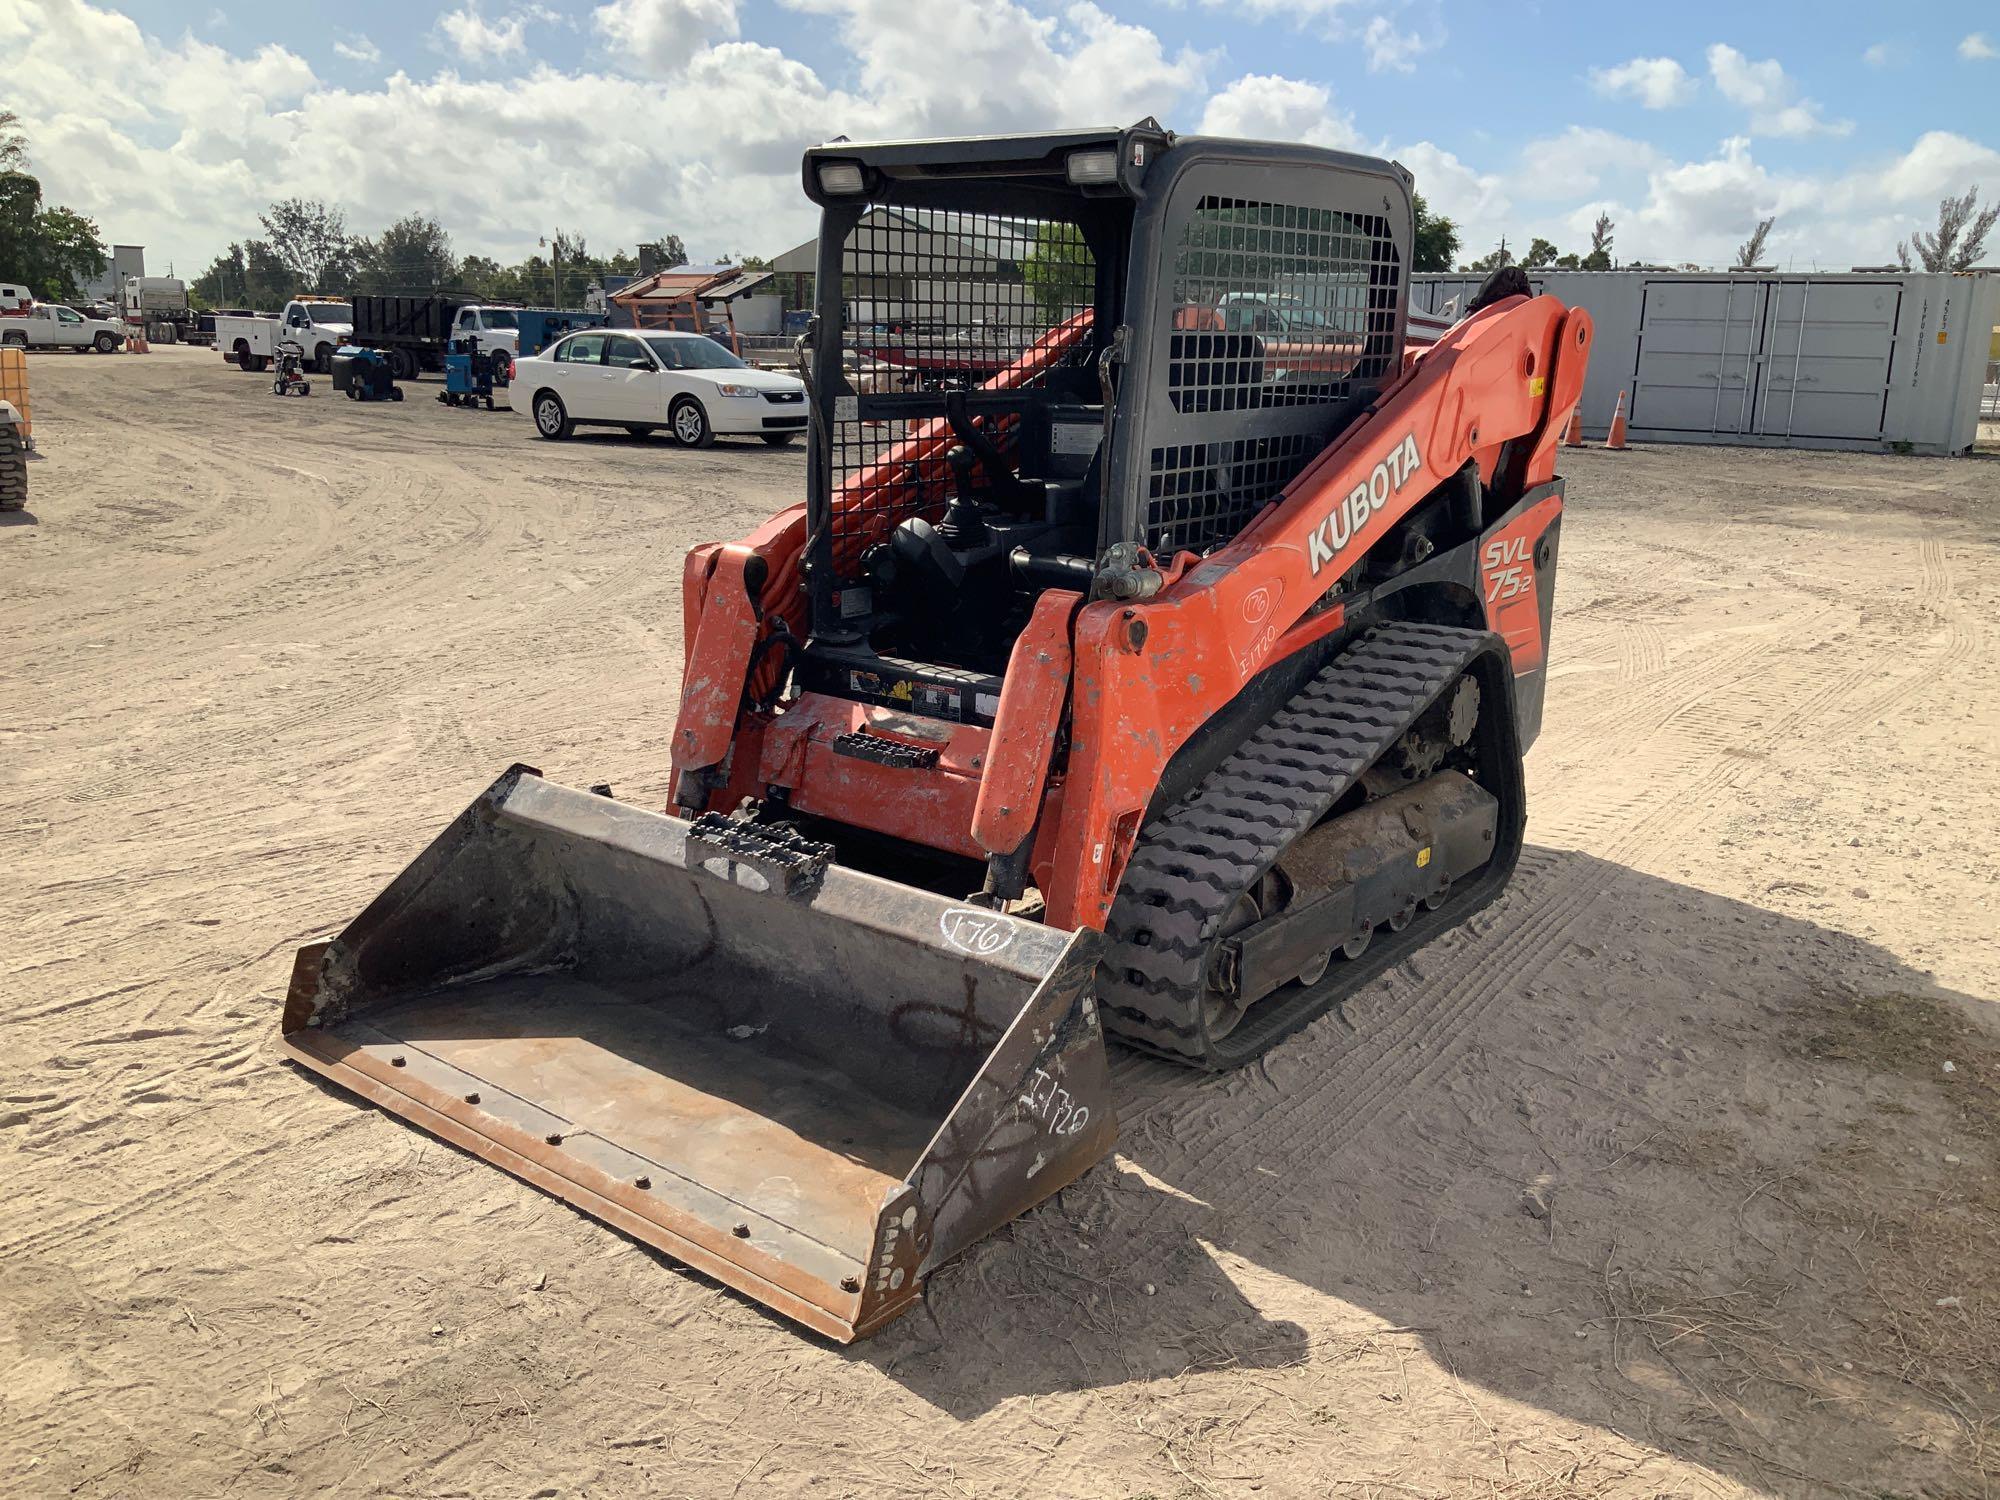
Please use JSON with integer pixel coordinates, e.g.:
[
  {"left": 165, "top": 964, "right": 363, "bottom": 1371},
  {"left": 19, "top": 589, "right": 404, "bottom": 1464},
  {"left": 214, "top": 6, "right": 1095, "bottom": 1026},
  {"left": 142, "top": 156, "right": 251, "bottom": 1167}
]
[
  {"left": 450, "top": 305, "right": 522, "bottom": 361},
  {"left": 280, "top": 299, "right": 354, "bottom": 371}
]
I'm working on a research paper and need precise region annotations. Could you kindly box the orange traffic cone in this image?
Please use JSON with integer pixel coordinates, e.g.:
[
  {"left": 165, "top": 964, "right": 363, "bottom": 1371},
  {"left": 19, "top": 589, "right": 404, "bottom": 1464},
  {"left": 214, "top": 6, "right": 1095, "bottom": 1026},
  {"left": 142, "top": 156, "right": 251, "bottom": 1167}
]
[
  {"left": 1562, "top": 407, "right": 1584, "bottom": 447},
  {"left": 1605, "top": 390, "right": 1629, "bottom": 450}
]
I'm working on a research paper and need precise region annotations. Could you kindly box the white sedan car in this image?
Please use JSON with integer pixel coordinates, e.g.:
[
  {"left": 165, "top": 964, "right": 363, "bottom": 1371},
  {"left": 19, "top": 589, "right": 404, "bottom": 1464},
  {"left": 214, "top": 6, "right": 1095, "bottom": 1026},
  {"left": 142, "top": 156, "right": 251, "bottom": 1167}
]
[{"left": 510, "top": 329, "right": 809, "bottom": 447}]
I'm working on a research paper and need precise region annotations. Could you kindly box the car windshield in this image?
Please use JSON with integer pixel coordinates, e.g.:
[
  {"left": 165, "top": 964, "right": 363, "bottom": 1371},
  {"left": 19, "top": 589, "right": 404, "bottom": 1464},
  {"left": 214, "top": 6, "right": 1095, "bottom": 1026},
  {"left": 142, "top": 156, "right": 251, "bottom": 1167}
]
[
  {"left": 479, "top": 310, "right": 518, "bottom": 329},
  {"left": 643, "top": 335, "right": 747, "bottom": 371},
  {"left": 309, "top": 303, "right": 354, "bottom": 325}
]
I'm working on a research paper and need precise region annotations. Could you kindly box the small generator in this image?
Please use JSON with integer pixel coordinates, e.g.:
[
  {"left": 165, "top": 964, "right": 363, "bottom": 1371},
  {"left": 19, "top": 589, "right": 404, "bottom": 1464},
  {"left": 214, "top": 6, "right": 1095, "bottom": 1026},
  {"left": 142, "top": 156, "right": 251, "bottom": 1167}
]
[
  {"left": 439, "top": 336, "right": 499, "bottom": 410},
  {"left": 333, "top": 347, "right": 403, "bottom": 403}
]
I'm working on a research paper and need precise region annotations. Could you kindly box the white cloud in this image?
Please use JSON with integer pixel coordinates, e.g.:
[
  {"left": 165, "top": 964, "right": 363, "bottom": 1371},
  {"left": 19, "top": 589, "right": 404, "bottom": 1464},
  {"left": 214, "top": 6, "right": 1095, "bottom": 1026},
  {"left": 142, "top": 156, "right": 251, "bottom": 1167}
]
[
  {"left": 2, "top": 0, "right": 1993, "bottom": 286},
  {"left": 1199, "top": 74, "right": 1358, "bottom": 148},
  {"left": 1861, "top": 42, "right": 1898, "bottom": 68},
  {"left": 593, "top": 0, "right": 741, "bottom": 77},
  {"left": 1962, "top": 33, "right": 1997, "bottom": 61},
  {"left": 334, "top": 35, "right": 381, "bottom": 64},
  {"left": 1588, "top": 56, "right": 1696, "bottom": 109},
  {"left": 436, "top": 3, "right": 554, "bottom": 63},
  {"left": 785, "top": 0, "right": 1206, "bottom": 139},
  {"left": 1395, "top": 140, "right": 1509, "bottom": 255},
  {"left": 1706, "top": 43, "right": 1850, "bottom": 138},
  {"left": 1201, "top": 0, "right": 1352, "bottom": 20},
  {"left": 1361, "top": 15, "right": 1430, "bottom": 74},
  {"left": 1515, "top": 126, "right": 1664, "bottom": 198}
]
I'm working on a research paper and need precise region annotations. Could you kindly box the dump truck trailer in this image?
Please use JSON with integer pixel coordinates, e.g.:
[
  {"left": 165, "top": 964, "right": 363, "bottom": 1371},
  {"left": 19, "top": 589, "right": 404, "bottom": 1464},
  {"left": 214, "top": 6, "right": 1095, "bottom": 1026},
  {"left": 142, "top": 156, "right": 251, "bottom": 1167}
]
[{"left": 281, "top": 121, "right": 1591, "bottom": 1341}]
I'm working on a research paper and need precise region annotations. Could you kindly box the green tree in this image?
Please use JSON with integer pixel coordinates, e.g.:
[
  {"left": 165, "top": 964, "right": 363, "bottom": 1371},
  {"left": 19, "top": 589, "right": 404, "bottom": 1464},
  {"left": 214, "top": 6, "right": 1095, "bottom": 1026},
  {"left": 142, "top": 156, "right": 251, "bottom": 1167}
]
[
  {"left": 1522, "top": 236, "right": 1561, "bottom": 269},
  {"left": 0, "top": 110, "right": 27, "bottom": 172},
  {"left": 1020, "top": 223, "right": 1094, "bottom": 320},
  {"left": 1735, "top": 216, "right": 1774, "bottom": 268},
  {"left": 1580, "top": 212, "right": 1615, "bottom": 271},
  {"left": 642, "top": 234, "right": 688, "bottom": 270},
  {"left": 354, "top": 214, "right": 456, "bottom": 293},
  {"left": 192, "top": 240, "right": 293, "bottom": 310},
  {"left": 1466, "top": 238, "right": 1515, "bottom": 273},
  {"left": 0, "top": 171, "right": 108, "bottom": 301},
  {"left": 1554, "top": 252, "right": 1581, "bottom": 269},
  {"left": 258, "top": 198, "right": 355, "bottom": 293},
  {"left": 1411, "top": 192, "right": 1458, "bottom": 273},
  {"left": 1897, "top": 187, "right": 1998, "bottom": 272}
]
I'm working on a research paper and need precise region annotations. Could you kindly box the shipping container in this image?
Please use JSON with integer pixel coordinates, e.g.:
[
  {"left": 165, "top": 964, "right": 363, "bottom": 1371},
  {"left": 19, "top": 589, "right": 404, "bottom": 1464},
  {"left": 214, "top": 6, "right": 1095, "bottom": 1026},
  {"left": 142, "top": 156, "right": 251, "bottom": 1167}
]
[{"left": 1412, "top": 270, "right": 1999, "bottom": 455}]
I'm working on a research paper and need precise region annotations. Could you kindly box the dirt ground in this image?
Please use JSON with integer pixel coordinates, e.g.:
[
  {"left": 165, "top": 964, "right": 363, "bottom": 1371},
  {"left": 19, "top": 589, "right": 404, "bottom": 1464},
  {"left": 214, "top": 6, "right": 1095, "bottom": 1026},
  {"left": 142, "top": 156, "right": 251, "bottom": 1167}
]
[{"left": 4, "top": 343, "right": 1998, "bottom": 1499}]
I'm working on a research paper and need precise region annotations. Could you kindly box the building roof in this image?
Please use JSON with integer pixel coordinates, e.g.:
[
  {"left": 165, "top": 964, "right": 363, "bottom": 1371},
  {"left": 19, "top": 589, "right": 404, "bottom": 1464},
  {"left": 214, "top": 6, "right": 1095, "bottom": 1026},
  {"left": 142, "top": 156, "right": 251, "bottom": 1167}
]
[{"left": 611, "top": 265, "right": 776, "bottom": 305}]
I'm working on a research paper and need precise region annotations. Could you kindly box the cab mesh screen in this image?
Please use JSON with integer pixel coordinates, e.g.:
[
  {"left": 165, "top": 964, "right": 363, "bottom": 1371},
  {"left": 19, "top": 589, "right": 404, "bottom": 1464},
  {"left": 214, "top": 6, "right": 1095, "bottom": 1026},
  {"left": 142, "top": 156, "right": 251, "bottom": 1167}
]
[
  {"left": 826, "top": 208, "right": 1096, "bottom": 583},
  {"left": 1148, "top": 195, "right": 1400, "bottom": 555}
]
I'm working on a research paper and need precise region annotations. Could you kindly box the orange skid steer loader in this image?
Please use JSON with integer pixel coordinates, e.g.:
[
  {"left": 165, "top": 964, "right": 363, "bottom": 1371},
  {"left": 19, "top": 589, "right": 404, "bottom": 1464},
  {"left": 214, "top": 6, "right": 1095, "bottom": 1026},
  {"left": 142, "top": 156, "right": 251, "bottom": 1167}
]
[{"left": 280, "top": 122, "right": 1591, "bottom": 1341}]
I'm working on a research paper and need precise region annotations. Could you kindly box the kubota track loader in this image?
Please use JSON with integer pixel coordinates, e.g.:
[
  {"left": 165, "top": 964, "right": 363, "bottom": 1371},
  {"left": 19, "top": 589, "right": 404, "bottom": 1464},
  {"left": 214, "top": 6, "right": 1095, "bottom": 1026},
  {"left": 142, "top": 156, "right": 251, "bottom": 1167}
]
[{"left": 280, "top": 121, "right": 1591, "bottom": 1341}]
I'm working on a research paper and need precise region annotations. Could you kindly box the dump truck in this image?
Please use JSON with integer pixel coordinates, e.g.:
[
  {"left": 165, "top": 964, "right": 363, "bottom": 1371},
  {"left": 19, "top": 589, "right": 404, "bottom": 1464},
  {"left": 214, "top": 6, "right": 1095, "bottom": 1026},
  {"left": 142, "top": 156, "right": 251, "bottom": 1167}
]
[
  {"left": 280, "top": 121, "right": 1592, "bottom": 1342},
  {"left": 348, "top": 296, "right": 591, "bottom": 382}
]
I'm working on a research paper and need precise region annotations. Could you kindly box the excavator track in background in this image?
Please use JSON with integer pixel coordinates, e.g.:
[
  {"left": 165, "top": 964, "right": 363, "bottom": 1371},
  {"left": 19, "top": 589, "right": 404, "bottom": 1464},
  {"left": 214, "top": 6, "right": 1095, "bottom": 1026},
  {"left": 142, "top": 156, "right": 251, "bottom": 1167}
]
[{"left": 1099, "top": 623, "right": 1526, "bottom": 1068}]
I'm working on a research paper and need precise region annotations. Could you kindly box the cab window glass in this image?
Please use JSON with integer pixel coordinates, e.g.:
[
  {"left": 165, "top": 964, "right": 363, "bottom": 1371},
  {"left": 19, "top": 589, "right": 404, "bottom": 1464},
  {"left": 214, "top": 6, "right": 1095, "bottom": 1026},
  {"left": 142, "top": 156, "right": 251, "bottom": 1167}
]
[
  {"left": 604, "top": 335, "right": 649, "bottom": 367},
  {"left": 557, "top": 333, "right": 608, "bottom": 364}
]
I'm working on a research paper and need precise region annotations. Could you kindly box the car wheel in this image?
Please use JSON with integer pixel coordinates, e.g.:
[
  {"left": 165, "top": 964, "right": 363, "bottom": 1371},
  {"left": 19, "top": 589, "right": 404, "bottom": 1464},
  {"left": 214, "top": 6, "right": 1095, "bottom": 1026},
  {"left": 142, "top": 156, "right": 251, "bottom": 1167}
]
[
  {"left": 390, "top": 386, "right": 404, "bottom": 402},
  {"left": 670, "top": 396, "right": 715, "bottom": 448},
  {"left": 533, "top": 391, "right": 573, "bottom": 440},
  {"left": 314, "top": 346, "right": 333, "bottom": 375},
  {"left": 1, "top": 331, "right": 25, "bottom": 348},
  {"left": 760, "top": 432, "right": 798, "bottom": 447},
  {"left": 94, "top": 332, "right": 118, "bottom": 353}
]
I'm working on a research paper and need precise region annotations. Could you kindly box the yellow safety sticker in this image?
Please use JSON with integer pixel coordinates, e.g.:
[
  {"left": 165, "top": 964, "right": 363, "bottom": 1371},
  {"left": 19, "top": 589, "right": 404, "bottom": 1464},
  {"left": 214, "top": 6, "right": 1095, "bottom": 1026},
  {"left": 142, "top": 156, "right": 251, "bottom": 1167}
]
[
  {"left": 1528, "top": 375, "right": 1546, "bottom": 397},
  {"left": 1937, "top": 331, "right": 1949, "bottom": 343},
  {"left": 1416, "top": 846, "right": 1433, "bottom": 868}
]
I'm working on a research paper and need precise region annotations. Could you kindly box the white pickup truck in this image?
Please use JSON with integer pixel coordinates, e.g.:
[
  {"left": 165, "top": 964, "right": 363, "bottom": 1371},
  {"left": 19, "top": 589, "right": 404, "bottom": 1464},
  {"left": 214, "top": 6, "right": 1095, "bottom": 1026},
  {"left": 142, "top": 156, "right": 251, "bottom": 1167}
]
[
  {"left": 0, "top": 303, "right": 128, "bottom": 353},
  {"left": 216, "top": 298, "right": 352, "bottom": 373}
]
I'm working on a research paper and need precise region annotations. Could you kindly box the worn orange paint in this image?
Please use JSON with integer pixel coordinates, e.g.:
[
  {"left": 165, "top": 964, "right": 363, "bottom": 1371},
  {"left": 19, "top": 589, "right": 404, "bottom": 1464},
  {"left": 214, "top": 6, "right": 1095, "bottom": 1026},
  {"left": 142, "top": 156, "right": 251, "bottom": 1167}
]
[
  {"left": 971, "top": 590, "right": 1080, "bottom": 855},
  {"left": 670, "top": 294, "right": 1587, "bottom": 934},
  {"left": 671, "top": 546, "right": 765, "bottom": 777}
]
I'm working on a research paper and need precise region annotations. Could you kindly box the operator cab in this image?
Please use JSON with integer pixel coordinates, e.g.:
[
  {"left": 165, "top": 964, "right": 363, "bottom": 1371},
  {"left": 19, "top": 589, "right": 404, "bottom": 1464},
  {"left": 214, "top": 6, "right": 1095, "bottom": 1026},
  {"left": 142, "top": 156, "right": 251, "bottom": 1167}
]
[{"left": 792, "top": 121, "right": 1411, "bottom": 725}]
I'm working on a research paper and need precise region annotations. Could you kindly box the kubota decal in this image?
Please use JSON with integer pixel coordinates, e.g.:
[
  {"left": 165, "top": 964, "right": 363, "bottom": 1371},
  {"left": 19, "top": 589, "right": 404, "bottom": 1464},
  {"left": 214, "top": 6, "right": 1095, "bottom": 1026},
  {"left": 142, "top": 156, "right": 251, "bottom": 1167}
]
[{"left": 1307, "top": 432, "right": 1423, "bottom": 575}]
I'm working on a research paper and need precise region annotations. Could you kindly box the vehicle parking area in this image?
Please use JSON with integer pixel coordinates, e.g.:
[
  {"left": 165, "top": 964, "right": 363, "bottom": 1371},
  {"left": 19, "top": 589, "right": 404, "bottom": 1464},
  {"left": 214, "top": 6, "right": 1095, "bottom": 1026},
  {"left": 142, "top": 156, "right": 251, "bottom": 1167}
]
[{"left": 4, "top": 344, "right": 1998, "bottom": 1498}]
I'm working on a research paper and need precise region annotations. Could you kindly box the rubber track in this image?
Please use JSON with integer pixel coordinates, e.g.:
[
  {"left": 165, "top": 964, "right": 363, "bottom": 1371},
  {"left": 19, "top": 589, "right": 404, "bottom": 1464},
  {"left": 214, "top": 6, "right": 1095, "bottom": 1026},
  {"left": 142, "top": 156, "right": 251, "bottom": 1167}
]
[{"left": 1098, "top": 622, "right": 1498, "bottom": 1066}]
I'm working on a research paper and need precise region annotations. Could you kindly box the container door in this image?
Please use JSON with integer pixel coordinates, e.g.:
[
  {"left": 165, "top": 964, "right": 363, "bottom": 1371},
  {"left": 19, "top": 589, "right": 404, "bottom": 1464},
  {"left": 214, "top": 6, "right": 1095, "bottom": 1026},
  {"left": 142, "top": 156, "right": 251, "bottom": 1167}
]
[
  {"left": 1751, "top": 280, "right": 1898, "bottom": 442},
  {"left": 1630, "top": 279, "right": 1766, "bottom": 435}
]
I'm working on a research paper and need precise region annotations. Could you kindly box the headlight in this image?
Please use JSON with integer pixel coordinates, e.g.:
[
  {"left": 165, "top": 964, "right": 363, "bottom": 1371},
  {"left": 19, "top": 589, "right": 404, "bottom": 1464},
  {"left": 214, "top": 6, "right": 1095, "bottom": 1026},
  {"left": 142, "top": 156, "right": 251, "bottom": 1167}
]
[
  {"left": 816, "top": 161, "right": 865, "bottom": 195},
  {"left": 714, "top": 383, "right": 760, "bottom": 398}
]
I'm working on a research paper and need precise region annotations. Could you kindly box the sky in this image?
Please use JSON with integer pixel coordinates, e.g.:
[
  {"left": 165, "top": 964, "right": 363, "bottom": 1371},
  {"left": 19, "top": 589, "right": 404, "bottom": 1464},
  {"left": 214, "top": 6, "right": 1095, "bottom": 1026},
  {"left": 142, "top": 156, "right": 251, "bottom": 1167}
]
[{"left": 1, "top": 0, "right": 1994, "bottom": 280}]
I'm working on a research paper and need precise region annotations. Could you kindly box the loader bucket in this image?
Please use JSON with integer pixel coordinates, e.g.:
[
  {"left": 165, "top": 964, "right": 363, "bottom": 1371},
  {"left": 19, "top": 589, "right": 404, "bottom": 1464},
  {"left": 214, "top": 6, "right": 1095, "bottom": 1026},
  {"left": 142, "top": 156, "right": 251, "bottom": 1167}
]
[{"left": 279, "top": 766, "right": 1115, "bottom": 1340}]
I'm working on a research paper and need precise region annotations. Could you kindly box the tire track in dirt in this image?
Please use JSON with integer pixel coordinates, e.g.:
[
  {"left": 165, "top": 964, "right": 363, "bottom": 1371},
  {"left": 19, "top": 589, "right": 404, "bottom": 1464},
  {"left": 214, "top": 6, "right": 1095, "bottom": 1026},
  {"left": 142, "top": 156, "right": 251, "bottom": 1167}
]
[{"left": 1102, "top": 567, "right": 1889, "bottom": 1247}]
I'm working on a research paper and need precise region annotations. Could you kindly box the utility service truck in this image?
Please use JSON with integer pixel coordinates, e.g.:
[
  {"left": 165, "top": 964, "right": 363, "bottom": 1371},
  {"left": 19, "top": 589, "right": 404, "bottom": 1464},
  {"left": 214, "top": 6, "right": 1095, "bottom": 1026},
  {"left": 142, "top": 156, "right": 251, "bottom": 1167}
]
[{"left": 216, "top": 298, "right": 352, "bottom": 373}]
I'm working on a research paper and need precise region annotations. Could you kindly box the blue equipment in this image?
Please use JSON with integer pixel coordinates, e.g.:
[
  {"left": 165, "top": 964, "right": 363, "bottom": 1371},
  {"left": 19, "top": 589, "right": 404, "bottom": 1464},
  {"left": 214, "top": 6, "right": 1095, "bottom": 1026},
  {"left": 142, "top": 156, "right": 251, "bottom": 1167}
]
[
  {"left": 332, "top": 347, "right": 403, "bottom": 402},
  {"left": 439, "top": 336, "right": 498, "bottom": 410},
  {"left": 514, "top": 309, "right": 608, "bottom": 361}
]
